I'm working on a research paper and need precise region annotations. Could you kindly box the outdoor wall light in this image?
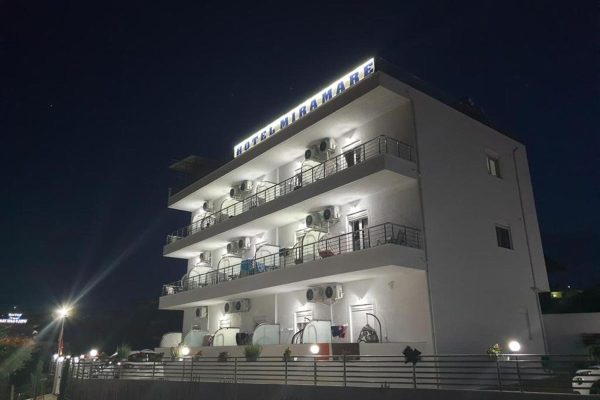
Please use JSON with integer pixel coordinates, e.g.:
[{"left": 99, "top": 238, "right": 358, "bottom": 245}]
[
  {"left": 180, "top": 346, "right": 191, "bottom": 356},
  {"left": 310, "top": 344, "right": 320, "bottom": 354},
  {"left": 89, "top": 349, "right": 99, "bottom": 358},
  {"left": 508, "top": 340, "right": 521, "bottom": 352}
]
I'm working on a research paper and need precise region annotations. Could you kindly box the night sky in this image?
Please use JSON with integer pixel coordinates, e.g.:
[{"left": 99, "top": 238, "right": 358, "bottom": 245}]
[{"left": 1, "top": 1, "right": 598, "bottom": 320}]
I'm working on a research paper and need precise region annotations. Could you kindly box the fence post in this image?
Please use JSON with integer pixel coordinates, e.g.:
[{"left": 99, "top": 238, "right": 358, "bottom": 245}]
[
  {"left": 495, "top": 357, "right": 503, "bottom": 392},
  {"left": 515, "top": 355, "right": 522, "bottom": 392},
  {"left": 343, "top": 354, "right": 347, "bottom": 387},
  {"left": 152, "top": 361, "right": 156, "bottom": 380},
  {"left": 285, "top": 359, "right": 288, "bottom": 385},
  {"left": 313, "top": 357, "right": 317, "bottom": 386},
  {"left": 234, "top": 357, "right": 238, "bottom": 384},
  {"left": 412, "top": 362, "right": 417, "bottom": 389}
]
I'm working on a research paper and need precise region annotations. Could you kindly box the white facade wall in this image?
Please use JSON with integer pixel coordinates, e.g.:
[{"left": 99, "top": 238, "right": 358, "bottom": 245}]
[{"left": 401, "top": 79, "right": 549, "bottom": 354}]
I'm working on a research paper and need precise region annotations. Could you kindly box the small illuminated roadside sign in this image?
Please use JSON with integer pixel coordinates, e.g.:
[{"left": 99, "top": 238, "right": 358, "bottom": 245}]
[
  {"left": 233, "top": 58, "right": 376, "bottom": 157},
  {"left": 0, "top": 313, "right": 28, "bottom": 324}
]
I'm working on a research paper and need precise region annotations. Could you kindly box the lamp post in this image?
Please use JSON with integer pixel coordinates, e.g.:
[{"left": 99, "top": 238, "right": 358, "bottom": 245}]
[{"left": 56, "top": 307, "right": 70, "bottom": 357}]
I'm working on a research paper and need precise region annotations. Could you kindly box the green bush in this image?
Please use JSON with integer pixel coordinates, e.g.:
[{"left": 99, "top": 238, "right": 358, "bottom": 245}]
[{"left": 244, "top": 345, "right": 262, "bottom": 361}]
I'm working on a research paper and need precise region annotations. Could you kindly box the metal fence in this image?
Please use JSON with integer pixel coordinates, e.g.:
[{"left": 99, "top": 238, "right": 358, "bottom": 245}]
[
  {"left": 162, "top": 222, "right": 421, "bottom": 296},
  {"left": 68, "top": 354, "right": 591, "bottom": 394},
  {"left": 166, "top": 135, "right": 413, "bottom": 244}
]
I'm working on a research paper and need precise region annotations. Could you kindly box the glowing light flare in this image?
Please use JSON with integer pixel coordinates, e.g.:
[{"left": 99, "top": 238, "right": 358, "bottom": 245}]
[
  {"left": 180, "top": 346, "right": 191, "bottom": 356},
  {"left": 89, "top": 349, "right": 99, "bottom": 358},
  {"left": 56, "top": 306, "right": 71, "bottom": 319},
  {"left": 508, "top": 340, "right": 521, "bottom": 352},
  {"left": 310, "top": 344, "right": 320, "bottom": 355}
]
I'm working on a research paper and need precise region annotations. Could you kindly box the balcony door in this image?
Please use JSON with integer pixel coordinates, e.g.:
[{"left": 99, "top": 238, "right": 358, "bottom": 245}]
[{"left": 348, "top": 211, "right": 368, "bottom": 251}]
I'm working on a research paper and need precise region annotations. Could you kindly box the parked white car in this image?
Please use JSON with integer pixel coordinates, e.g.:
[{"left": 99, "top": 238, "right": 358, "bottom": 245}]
[{"left": 572, "top": 365, "right": 600, "bottom": 395}]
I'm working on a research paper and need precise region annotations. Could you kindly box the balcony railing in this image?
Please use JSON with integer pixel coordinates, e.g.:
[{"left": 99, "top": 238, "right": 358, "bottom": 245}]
[
  {"left": 162, "top": 222, "right": 421, "bottom": 296},
  {"left": 166, "top": 135, "right": 413, "bottom": 244}
]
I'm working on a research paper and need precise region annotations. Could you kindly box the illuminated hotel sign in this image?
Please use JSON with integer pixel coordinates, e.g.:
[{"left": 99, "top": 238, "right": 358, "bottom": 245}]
[
  {"left": 233, "top": 58, "right": 375, "bottom": 157},
  {"left": 0, "top": 313, "right": 28, "bottom": 324}
]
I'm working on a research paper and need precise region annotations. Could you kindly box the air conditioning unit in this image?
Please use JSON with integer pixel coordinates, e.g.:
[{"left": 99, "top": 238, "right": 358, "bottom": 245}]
[
  {"left": 198, "top": 252, "right": 210, "bottom": 264},
  {"left": 224, "top": 299, "right": 251, "bottom": 314},
  {"left": 202, "top": 201, "right": 214, "bottom": 212},
  {"left": 239, "top": 180, "right": 253, "bottom": 193},
  {"left": 305, "top": 212, "right": 324, "bottom": 228},
  {"left": 226, "top": 237, "right": 251, "bottom": 254},
  {"left": 305, "top": 287, "right": 324, "bottom": 303},
  {"left": 318, "top": 137, "right": 336, "bottom": 154},
  {"left": 305, "top": 206, "right": 339, "bottom": 228},
  {"left": 323, "top": 284, "right": 344, "bottom": 304},
  {"left": 305, "top": 138, "right": 336, "bottom": 163},
  {"left": 304, "top": 144, "right": 325, "bottom": 163},
  {"left": 230, "top": 181, "right": 254, "bottom": 199},
  {"left": 230, "top": 186, "right": 241, "bottom": 199},
  {"left": 322, "top": 206, "right": 340, "bottom": 222}
]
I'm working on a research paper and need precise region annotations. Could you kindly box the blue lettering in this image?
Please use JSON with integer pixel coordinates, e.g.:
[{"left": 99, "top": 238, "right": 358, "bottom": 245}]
[
  {"left": 364, "top": 61, "right": 374, "bottom": 77},
  {"left": 322, "top": 88, "right": 333, "bottom": 103},
  {"left": 310, "top": 99, "right": 318, "bottom": 111},
  {"left": 292, "top": 111, "right": 296, "bottom": 122},
  {"left": 349, "top": 72, "right": 360, "bottom": 86},
  {"left": 252, "top": 136, "right": 259, "bottom": 145},
  {"left": 336, "top": 81, "right": 346, "bottom": 95},
  {"left": 280, "top": 117, "right": 289, "bottom": 129},
  {"left": 299, "top": 105, "right": 307, "bottom": 117},
  {"left": 236, "top": 146, "right": 242, "bottom": 156},
  {"left": 269, "top": 126, "right": 276, "bottom": 136},
  {"left": 244, "top": 141, "right": 250, "bottom": 150},
  {"left": 260, "top": 131, "right": 267, "bottom": 141}
]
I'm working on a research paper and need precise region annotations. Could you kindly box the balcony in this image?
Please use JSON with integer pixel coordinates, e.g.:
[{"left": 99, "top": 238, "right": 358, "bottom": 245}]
[
  {"left": 166, "top": 136, "right": 413, "bottom": 245},
  {"left": 161, "top": 222, "right": 422, "bottom": 305}
]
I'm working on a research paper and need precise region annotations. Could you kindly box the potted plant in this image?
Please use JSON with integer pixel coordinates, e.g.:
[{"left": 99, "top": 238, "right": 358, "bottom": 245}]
[
  {"left": 282, "top": 347, "right": 292, "bottom": 362},
  {"left": 217, "top": 351, "right": 228, "bottom": 362},
  {"left": 244, "top": 345, "right": 262, "bottom": 362},
  {"left": 193, "top": 350, "right": 203, "bottom": 361},
  {"left": 486, "top": 343, "right": 502, "bottom": 360}
]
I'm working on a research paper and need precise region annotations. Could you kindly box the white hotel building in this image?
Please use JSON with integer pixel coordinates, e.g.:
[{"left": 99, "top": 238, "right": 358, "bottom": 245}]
[{"left": 159, "top": 58, "right": 549, "bottom": 356}]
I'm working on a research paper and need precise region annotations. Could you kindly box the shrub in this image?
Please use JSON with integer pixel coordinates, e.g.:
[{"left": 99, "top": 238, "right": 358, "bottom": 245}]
[
  {"left": 283, "top": 347, "right": 292, "bottom": 362},
  {"left": 244, "top": 345, "right": 262, "bottom": 361}
]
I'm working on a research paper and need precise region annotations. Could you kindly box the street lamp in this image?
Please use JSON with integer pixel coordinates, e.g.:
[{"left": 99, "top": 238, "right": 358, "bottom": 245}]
[{"left": 56, "top": 306, "right": 71, "bottom": 357}]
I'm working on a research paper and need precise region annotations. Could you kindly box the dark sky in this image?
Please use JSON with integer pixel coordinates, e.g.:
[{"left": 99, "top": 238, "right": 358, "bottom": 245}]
[{"left": 1, "top": 1, "right": 598, "bottom": 317}]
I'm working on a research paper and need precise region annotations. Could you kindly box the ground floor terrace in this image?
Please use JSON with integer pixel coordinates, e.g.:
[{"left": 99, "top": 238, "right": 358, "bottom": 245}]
[{"left": 159, "top": 269, "right": 435, "bottom": 357}]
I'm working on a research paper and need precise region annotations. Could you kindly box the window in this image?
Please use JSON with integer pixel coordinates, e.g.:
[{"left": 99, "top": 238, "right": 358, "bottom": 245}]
[
  {"left": 486, "top": 155, "right": 501, "bottom": 178},
  {"left": 348, "top": 211, "right": 368, "bottom": 251},
  {"left": 496, "top": 225, "right": 513, "bottom": 249}
]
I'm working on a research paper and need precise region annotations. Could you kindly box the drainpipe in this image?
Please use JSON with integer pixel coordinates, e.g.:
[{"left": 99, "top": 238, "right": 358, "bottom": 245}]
[
  {"left": 408, "top": 91, "right": 439, "bottom": 355},
  {"left": 512, "top": 146, "right": 549, "bottom": 354}
]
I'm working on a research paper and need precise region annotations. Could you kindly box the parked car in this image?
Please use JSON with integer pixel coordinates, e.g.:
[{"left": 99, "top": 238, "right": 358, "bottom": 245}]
[
  {"left": 96, "top": 350, "right": 164, "bottom": 380},
  {"left": 572, "top": 365, "right": 600, "bottom": 394}
]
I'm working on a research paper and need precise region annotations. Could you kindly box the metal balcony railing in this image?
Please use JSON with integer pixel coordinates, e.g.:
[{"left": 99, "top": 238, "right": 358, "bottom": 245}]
[
  {"left": 166, "top": 135, "right": 413, "bottom": 244},
  {"left": 69, "top": 353, "right": 592, "bottom": 394},
  {"left": 162, "top": 222, "right": 421, "bottom": 296}
]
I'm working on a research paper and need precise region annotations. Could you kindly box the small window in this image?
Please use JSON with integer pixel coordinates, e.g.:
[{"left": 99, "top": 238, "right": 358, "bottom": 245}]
[
  {"left": 496, "top": 225, "right": 512, "bottom": 249},
  {"left": 487, "top": 156, "right": 501, "bottom": 178}
]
